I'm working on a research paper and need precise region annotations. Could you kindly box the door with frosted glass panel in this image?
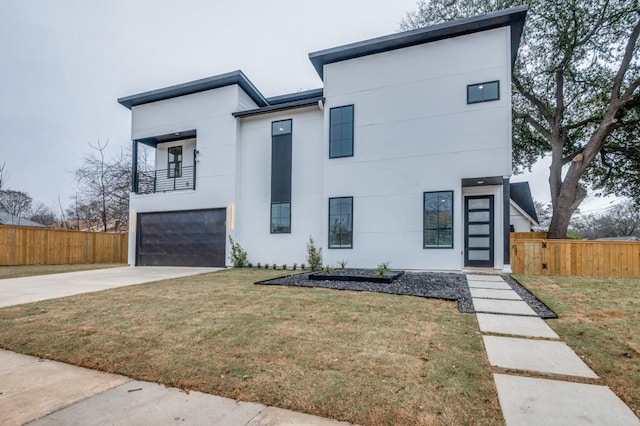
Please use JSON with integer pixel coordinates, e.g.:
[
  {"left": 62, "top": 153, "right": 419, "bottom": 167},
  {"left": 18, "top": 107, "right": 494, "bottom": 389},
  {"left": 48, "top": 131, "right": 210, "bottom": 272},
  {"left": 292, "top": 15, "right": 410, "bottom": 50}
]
[{"left": 464, "top": 195, "right": 494, "bottom": 267}]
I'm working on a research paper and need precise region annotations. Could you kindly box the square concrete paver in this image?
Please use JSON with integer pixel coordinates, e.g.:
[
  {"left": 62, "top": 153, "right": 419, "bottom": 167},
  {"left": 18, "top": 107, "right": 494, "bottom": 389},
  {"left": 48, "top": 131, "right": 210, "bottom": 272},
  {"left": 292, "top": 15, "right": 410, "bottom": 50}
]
[
  {"left": 247, "top": 406, "right": 352, "bottom": 426},
  {"left": 473, "top": 298, "right": 537, "bottom": 316},
  {"left": 467, "top": 280, "right": 512, "bottom": 290},
  {"left": 466, "top": 274, "right": 504, "bottom": 282},
  {"left": 476, "top": 313, "right": 559, "bottom": 339},
  {"left": 29, "top": 380, "right": 265, "bottom": 426},
  {"left": 470, "top": 288, "right": 522, "bottom": 300},
  {"left": 494, "top": 374, "right": 640, "bottom": 425},
  {"left": 483, "top": 336, "right": 598, "bottom": 378},
  {"left": 0, "top": 350, "right": 130, "bottom": 426}
]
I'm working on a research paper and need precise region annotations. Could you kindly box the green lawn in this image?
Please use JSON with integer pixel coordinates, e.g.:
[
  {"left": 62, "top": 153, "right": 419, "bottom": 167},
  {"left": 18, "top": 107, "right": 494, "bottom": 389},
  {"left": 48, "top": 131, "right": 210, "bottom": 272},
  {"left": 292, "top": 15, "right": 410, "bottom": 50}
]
[
  {"left": 0, "top": 268, "right": 501, "bottom": 425},
  {"left": 0, "top": 264, "right": 126, "bottom": 280},
  {"left": 514, "top": 274, "right": 640, "bottom": 418}
]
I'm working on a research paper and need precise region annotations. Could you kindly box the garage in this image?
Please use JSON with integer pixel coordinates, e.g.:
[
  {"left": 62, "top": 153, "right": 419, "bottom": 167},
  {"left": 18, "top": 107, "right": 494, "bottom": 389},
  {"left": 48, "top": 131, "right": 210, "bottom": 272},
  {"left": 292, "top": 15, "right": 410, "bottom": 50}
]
[{"left": 136, "top": 209, "right": 226, "bottom": 267}]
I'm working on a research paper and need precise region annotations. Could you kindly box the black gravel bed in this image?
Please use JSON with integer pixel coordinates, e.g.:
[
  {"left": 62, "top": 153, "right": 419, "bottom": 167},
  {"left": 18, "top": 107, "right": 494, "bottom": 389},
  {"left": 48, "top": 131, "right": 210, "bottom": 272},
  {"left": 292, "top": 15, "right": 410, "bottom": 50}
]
[
  {"left": 256, "top": 271, "right": 474, "bottom": 313},
  {"left": 501, "top": 275, "right": 558, "bottom": 319}
]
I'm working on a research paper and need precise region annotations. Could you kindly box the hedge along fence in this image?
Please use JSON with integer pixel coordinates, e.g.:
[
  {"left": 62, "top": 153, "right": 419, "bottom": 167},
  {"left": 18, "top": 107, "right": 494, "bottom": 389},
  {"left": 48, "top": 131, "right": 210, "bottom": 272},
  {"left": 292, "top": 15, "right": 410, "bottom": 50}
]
[
  {"left": 0, "top": 225, "right": 128, "bottom": 266},
  {"left": 511, "top": 233, "right": 640, "bottom": 277}
]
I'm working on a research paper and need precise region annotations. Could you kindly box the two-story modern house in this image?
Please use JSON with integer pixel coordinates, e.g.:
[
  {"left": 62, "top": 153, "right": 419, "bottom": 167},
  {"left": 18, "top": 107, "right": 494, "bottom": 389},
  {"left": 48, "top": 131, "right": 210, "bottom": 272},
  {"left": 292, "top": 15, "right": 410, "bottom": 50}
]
[{"left": 118, "top": 6, "right": 528, "bottom": 271}]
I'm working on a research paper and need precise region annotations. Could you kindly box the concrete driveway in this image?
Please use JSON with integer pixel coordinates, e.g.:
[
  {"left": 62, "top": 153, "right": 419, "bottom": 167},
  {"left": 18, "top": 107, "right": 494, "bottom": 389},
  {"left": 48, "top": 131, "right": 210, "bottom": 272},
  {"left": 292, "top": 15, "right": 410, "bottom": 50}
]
[{"left": 0, "top": 266, "right": 221, "bottom": 308}]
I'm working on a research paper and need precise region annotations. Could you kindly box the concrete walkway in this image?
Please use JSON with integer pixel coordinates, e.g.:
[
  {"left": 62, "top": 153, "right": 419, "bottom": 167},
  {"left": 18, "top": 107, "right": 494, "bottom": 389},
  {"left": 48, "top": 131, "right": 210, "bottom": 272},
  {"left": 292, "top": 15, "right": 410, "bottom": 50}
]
[
  {"left": 0, "top": 350, "right": 351, "bottom": 426},
  {"left": 0, "top": 266, "right": 220, "bottom": 308},
  {"left": 467, "top": 274, "right": 640, "bottom": 425}
]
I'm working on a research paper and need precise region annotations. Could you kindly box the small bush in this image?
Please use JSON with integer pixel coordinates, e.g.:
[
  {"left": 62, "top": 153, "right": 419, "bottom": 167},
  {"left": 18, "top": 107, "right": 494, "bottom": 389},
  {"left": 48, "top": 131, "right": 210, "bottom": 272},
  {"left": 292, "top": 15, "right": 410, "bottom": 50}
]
[
  {"left": 272, "top": 263, "right": 277, "bottom": 270},
  {"left": 306, "top": 236, "right": 322, "bottom": 271},
  {"left": 301, "top": 263, "right": 306, "bottom": 270},
  {"left": 257, "top": 262, "right": 262, "bottom": 269},
  {"left": 293, "top": 263, "right": 297, "bottom": 270},
  {"left": 376, "top": 261, "right": 391, "bottom": 277},
  {"left": 322, "top": 264, "right": 335, "bottom": 274},
  {"left": 248, "top": 262, "right": 253, "bottom": 268},
  {"left": 264, "top": 263, "right": 269, "bottom": 270},
  {"left": 282, "top": 264, "right": 287, "bottom": 270},
  {"left": 228, "top": 236, "right": 248, "bottom": 267},
  {"left": 338, "top": 259, "right": 348, "bottom": 269}
]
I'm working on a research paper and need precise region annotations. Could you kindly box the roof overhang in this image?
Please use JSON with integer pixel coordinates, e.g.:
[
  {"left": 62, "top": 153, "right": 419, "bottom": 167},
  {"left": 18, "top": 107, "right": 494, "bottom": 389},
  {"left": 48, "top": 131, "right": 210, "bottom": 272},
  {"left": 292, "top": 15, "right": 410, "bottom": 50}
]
[
  {"left": 510, "top": 199, "right": 539, "bottom": 226},
  {"left": 308, "top": 6, "right": 528, "bottom": 80},
  {"left": 233, "top": 96, "right": 323, "bottom": 118},
  {"left": 118, "top": 70, "right": 268, "bottom": 110}
]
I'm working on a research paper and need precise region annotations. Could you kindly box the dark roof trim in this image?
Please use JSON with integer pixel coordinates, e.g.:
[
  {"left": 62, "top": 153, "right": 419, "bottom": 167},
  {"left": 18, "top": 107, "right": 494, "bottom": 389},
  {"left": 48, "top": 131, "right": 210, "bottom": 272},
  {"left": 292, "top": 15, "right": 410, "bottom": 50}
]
[
  {"left": 462, "top": 176, "right": 504, "bottom": 187},
  {"left": 308, "top": 6, "right": 528, "bottom": 79},
  {"left": 510, "top": 182, "right": 539, "bottom": 223},
  {"left": 267, "top": 88, "right": 324, "bottom": 105},
  {"left": 118, "top": 70, "right": 268, "bottom": 110},
  {"left": 233, "top": 97, "right": 323, "bottom": 118},
  {"left": 136, "top": 129, "right": 197, "bottom": 147}
]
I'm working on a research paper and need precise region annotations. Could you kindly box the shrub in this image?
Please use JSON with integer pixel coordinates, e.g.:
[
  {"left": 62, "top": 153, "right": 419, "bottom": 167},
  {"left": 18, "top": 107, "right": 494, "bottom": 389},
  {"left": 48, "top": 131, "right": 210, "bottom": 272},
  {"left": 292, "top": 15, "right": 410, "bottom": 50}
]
[
  {"left": 248, "top": 262, "right": 253, "bottom": 268},
  {"left": 376, "top": 261, "right": 391, "bottom": 277},
  {"left": 228, "top": 236, "right": 248, "bottom": 267},
  {"left": 306, "top": 236, "right": 322, "bottom": 271},
  {"left": 272, "top": 263, "right": 277, "bottom": 270},
  {"left": 257, "top": 262, "right": 262, "bottom": 269},
  {"left": 282, "top": 264, "right": 287, "bottom": 270},
  {"left": 301, "top": 263, "right": 306, "bottom": 270},
  {"left": 338, "top": 259, "right": 348, "bottom": 269},
  {"left": 322, "top": 264, "right": 335, "bottom": 274},
  {"left": 264, "top": 263, "right": 269, "bottom": 270},
  {"left": 293, "top": 263, "right": 297, "bottom": 270}
]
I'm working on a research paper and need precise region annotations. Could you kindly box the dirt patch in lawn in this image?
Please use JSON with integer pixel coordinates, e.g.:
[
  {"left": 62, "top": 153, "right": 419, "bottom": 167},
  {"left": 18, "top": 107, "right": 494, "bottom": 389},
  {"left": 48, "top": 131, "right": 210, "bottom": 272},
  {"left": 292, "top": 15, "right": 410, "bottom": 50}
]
[
  {"left": 514, "top": 274, "right": 640, "bottom": 417},
  {"left": 0, "top": 269, "right": 501, "bottom": 425},
  {"left": 0, "top": 264, "right": 125, "bottom": 280}
]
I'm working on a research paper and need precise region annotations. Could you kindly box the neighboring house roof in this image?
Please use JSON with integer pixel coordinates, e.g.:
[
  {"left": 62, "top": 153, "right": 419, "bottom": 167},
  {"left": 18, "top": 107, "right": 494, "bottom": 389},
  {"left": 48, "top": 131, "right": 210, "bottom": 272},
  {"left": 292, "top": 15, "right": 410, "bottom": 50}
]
[
  {"left": 510, "top": 182, "right": 539, "bottom": 223},
  {"left": 596, "top": 236, "right": 640, "bottom": 241},
  {"left": 117, "top": 70, "right": 269, "bottom": 110},
  {"left": 0, "top": 212, "right": 46, "bottom": 227},
  {"left": 308, "top": 6, "right": 528, "bottom": 79}
]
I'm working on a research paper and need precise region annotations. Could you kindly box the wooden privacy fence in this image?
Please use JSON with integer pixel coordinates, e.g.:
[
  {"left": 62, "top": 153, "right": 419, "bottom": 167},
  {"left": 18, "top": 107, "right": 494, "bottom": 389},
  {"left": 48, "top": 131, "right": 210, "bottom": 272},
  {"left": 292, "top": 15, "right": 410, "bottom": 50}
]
[
  {"left": 0, "top": 225, "right": 128, "bottom": 266},
  {"left": 511, "top": 233, "right": 640, "bottom": 277}
]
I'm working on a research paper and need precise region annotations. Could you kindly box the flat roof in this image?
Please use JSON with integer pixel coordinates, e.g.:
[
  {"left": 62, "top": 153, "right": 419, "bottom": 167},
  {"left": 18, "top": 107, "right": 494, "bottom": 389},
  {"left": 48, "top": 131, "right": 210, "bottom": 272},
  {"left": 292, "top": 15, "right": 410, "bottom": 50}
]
[
  {"left": 309, "top": 6, "right": 527, "bottom": 79},
  {"left": 117, "top": 70, "right": 268, "bottom": 110}
]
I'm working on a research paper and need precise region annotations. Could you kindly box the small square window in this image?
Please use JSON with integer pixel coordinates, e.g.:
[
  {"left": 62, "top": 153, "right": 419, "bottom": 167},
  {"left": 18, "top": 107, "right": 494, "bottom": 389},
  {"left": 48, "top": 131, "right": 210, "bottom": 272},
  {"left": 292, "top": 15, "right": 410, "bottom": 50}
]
[
  {"left": 272, "top": 119, "right": 292, "bottom": 136},
  {"left": 467, "top": 81, "right": 500, "bottom": 104}
]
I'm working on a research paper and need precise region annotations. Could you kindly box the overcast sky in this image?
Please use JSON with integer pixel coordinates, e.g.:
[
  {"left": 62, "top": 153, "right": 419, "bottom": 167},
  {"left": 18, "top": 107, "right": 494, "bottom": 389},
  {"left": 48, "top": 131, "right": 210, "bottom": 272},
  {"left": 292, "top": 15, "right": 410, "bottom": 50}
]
[{"left": 0, "top": 0, "right": 616, "bottom": 216}]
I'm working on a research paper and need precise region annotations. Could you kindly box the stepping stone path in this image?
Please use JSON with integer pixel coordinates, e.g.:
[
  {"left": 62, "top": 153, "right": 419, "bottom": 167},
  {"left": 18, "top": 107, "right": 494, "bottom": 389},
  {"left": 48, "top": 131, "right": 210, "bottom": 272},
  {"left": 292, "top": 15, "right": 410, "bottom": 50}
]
[{"left": 466, "top": 274, "right": 640, "bottom": 425}]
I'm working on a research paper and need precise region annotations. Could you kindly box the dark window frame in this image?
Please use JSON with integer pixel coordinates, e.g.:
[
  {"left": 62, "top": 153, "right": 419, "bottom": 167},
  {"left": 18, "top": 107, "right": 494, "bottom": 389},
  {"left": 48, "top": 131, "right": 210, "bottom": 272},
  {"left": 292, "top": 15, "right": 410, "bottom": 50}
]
[
  {"left": 329, "top": 105, "right": 354, "bottom": 159},
  {"left": 328, "top": 197, "right": 353, "bottom": 249},
  {"left": 467, "top": 80, "right": 500, "bottom": 104},
  {"left": 423, "top": 191, "right": 454, "bottom": 249},
  {"left": 270, "top": 201, "right": 291, "bottom": 234},
  {"left": 167, "top": 146, "right": 183, "bottom": 178}
]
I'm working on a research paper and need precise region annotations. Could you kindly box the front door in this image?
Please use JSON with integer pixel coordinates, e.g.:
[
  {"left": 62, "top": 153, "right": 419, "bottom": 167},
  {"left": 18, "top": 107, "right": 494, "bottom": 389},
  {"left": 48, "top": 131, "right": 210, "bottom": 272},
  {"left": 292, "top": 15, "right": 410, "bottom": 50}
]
[{"left": 464, "top": 195, "right": 494, "bottom": 267}]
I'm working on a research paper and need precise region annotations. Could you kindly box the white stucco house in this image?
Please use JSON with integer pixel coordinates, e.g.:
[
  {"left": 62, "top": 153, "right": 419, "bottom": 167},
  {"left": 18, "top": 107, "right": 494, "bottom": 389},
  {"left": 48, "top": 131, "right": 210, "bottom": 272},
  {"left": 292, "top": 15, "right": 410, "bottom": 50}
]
[{"left": 118, "top": 6, "right": 528, "bottom": 272}]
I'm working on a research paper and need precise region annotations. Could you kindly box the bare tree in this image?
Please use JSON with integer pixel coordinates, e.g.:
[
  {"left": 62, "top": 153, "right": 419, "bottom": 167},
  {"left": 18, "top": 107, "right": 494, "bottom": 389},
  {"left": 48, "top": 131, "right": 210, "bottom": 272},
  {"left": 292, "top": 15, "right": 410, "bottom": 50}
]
[
  {"left": 0, "top": 190, "right": 33, "bottom": 225},
  {"left": 29, "top": 202, "right": 58, "bottom": 227},
  {"left": 572, "top": 201, "right": 640, "bottom": 239},
  {"left": 73, "top": 140, "right": 131, "bottom": 232},
  {"left": 0, "top": 162, "right": 8, "bottom": 191}
]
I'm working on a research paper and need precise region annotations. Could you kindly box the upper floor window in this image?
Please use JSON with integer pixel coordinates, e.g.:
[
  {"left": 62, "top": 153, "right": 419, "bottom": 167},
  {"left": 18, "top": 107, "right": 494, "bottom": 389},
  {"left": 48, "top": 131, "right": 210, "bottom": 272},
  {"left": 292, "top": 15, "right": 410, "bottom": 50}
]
[
  {"left": 467, "top": 81, "right": 500, "bottom": 104},
  {"left": 168, "top": 146, "right": 182, "bottom": 178},
  {"left": 329, "top": 197, "right": 353, "bottom": 248},
  {"left": 424, "top": 191, "right": 453, "bottom": 248},
  {"left": 329, "top": 105, "right": 354, "bottom": 158},
  {"left": 272, "top": 119, "right": 292, "bottom": 136}
]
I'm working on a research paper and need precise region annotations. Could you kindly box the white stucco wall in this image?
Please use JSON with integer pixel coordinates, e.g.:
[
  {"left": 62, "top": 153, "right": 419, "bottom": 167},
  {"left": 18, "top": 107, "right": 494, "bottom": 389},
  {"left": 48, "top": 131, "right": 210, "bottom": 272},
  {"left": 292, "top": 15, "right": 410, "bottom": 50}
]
[
  {"left": 510, "top": 203, "right": 535, "bottom": 232},
  {"left": 235, "top": 106, "right": 324, "bottom": 265},
  {"left": 320, "top": 27, "right": 512, "bottom": 270}
]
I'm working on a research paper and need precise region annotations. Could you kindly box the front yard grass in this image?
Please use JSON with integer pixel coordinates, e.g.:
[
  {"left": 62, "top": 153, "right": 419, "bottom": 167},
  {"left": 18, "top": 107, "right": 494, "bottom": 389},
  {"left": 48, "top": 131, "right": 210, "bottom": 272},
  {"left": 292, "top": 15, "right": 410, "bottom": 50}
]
[
  {"left": 0, "top": 263, "right": 126, "bottom": 280},
  {"left": 514, "top": 275, "right": 640, "bottom": 417},
  {"left": 0, "top": 268, "right": 500, "bottom": 425}
]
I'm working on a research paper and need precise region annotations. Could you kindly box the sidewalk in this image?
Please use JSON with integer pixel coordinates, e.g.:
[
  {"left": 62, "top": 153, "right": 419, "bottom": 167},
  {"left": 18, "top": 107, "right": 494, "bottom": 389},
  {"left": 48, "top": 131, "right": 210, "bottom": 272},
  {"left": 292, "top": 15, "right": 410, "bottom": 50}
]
[
  {"left": 0, "top": 350, "right": 352, "bottom": 426},
  {"left": 467, "top": 274, "right": 640, "bottom": 425}
]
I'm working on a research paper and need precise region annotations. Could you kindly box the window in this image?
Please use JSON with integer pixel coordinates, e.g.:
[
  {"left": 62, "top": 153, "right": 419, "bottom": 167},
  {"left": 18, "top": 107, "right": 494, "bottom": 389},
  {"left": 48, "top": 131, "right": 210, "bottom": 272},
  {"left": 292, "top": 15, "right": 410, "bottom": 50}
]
[
  {"left": 467, "top": 81, "right": 500, "bottom": 104},
  {"left": 272, "top": 119, "right": 292, "bottom": 136},
  {"left": 329, "top": 105, "right": 354, "bottom": 158},
  {"left": 271, "top": 202, "right": 291, "bottom": 233},
  {"left": 168, "top": 146, "right": 182, "bottom": 178},
  {"left": 424, "top": 191, "right": 453, "bottom": 248},
  {"left": 329, "top": 197, "right": 353, "bottom": 248}
]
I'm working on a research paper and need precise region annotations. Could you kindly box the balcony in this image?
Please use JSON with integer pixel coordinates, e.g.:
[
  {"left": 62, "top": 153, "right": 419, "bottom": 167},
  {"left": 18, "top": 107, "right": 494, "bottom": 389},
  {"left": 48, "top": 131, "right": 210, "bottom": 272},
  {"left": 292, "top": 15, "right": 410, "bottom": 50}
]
[{"left": 134, "top": 166, "right": 196, "bottom": 194}]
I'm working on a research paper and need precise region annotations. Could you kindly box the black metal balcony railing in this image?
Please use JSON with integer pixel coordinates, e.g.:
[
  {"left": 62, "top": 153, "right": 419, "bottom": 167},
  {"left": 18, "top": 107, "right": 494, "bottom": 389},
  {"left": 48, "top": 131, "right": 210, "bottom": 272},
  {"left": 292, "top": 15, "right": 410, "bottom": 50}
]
[{"left": 135, "top": 166, "right": 196, "bottom": 194}]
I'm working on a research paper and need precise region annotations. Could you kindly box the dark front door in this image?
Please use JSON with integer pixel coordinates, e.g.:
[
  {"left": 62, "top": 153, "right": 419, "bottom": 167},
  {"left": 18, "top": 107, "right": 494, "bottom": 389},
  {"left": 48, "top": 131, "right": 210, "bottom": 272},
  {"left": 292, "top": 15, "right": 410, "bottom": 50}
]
[
  {"left": 136, "top": 209, "right": 226, "bottom": 267},
  {"left": 464, "top": 195, "right": 494, "bottom": 267}
]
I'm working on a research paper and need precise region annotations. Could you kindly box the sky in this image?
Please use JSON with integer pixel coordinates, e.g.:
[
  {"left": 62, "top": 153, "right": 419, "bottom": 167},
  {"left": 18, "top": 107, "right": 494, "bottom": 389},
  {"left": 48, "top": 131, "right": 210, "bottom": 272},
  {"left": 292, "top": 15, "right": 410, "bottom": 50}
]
[{"left": 0, "top": 0, "right": 617, "bottom": 216}]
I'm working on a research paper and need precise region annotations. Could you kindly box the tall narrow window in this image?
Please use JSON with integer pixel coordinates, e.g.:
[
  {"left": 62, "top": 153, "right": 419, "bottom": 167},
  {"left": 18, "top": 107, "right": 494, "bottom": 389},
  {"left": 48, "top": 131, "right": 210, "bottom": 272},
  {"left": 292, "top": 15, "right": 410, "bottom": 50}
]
[
  {"left": 329, "top": 197, "right": 353, "bottom": 248},
  {"left": 168, "top": 146, "right": 182, "bottom": 178},
  {"left": 271, "top": 119, "right": 292, "bottom": 233},
  {"left": 424, "top": 191, "right": 453, "bottom": 248},
  {"left": 329, "top": 105, "right": 354, "bottom": 158},
  {"left": 467, "top": 81, "right": 500, "bottom": 104}
]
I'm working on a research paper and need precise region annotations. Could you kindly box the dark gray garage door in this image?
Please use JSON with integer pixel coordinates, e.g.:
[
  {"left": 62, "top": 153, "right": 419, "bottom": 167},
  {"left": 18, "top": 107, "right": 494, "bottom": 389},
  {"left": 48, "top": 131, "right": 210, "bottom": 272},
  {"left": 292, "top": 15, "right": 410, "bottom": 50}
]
[{"left": 137, "top": 209, "right": 226, "bottom": 267}]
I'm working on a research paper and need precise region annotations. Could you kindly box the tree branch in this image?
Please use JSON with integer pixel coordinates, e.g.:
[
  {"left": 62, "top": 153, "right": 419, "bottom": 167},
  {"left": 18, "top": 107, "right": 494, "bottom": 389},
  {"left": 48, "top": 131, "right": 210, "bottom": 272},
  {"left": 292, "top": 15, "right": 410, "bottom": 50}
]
[
  {"left": 512, "top": 76, "right": 554, "bottom": 125},
  {"left": 513, "top": 110, "right": 552, "bottom": 140},
  {"left": 612, "top": 18, "right": 640, "bottom": 101},
  {"left": 564, "top": 116, "right": 601, "bottom": 131}
]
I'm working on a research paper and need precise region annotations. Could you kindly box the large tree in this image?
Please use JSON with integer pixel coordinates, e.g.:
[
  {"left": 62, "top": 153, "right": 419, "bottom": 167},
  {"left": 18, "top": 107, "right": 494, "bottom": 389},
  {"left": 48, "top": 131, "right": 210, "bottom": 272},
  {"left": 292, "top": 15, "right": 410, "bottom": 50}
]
[
  {"left": 402, "top": 0, "right": 640, "bottom": 238},
  {"left": 0, "top": 190, "right": 32, "bottom": 224}
]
